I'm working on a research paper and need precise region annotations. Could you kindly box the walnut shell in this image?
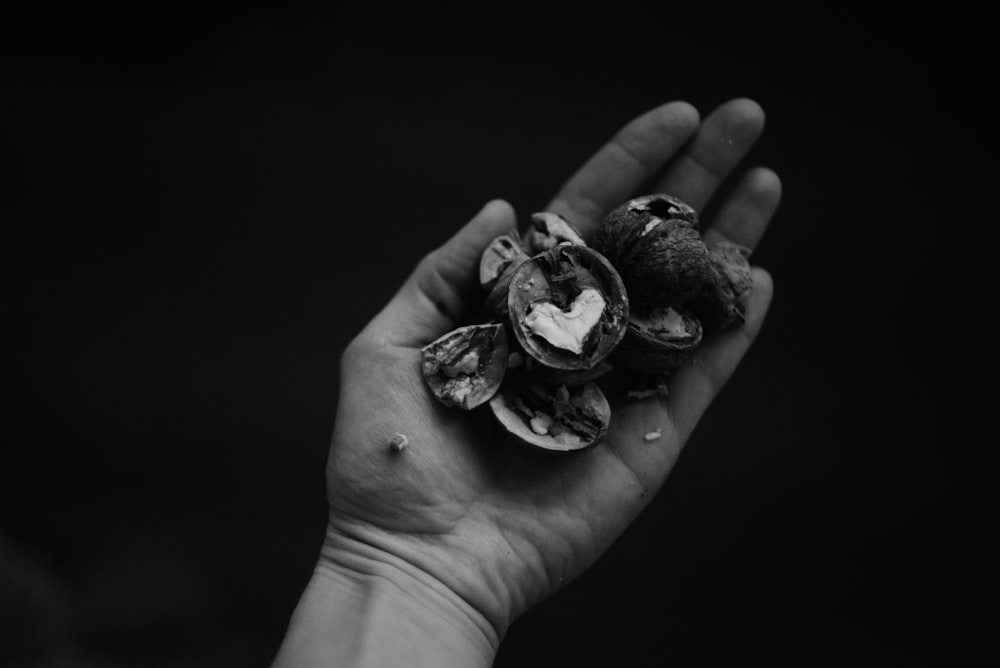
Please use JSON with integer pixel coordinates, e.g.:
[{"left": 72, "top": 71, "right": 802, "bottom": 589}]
[
  {"left": 480, "top": 232, "right": 530, "bottom": 294},
  {"left": 484, "top": 273, "right": 516, "bottom": 321},
  {"left": 626, "top": 193, "right": 699, "bottom": 227},
  {"left": 522, "top": 211, "right": 587, "bottom": 254},
  {"left": 612, "top": 305, "right": 703, "bottom": 374},
  {"left": 421, "top": 323, "right": 509, "bottom": 409},
  {"left": 690, "top": 240, "right": 754, "bottom": 333},
  {"left": 592, "top": 194, "right": 713, "bottom": 310},
  {"left": 488, "top": 374, "right": 610, "bottom": 453},
  {"left": 507, "top": 245, "right": 629, "bottom": 371}
]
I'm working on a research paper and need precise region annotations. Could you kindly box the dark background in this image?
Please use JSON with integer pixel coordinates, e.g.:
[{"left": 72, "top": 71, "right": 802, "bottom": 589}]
[{"left": 2, "top": 14, "right": 981, "bottom": 668}]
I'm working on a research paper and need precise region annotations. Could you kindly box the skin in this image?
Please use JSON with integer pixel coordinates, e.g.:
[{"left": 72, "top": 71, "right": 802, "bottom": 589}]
[{"left": 273, "top": 98, "right": 782, "bottom": 667}]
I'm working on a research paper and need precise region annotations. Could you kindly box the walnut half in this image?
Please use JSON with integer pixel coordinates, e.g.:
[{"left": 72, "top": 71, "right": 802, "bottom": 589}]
[
  {"left": 488, "top": 373, "right": 611, "bottom": 453},
  {"left": 507, "top": 245, "right": 629, "bottom": 372},
  {"left": 421, "top": 323, "right": 509, "bottom": 409}
]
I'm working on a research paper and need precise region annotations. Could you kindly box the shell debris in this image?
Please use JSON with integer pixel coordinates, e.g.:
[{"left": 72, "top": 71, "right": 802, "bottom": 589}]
[
  {"left": 388, "top": 432, "right": 409, "bottom": 453},
  {"left": 643, "top": 429, "right": 662, "bottom": 442},
  {"left": 628, "top": 377, "right": 670, "bottom": 400}
]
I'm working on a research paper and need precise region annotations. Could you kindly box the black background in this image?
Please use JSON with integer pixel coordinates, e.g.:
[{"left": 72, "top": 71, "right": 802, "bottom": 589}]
[{"left": 2, "top": 13, "right": 982, "bottom": 668}]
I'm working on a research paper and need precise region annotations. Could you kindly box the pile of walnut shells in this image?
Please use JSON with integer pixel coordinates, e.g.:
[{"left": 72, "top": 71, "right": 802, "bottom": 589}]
[{"left": 420, "top": 194, "right": 753, "bottom": 454}]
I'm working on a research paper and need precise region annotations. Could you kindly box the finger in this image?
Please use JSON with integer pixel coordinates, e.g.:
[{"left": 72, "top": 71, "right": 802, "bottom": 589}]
[
  {"left": 366, "top": 199, "right": 517, "bottom": 348},
  {"left": 701, "top": 166, "right": 782, "bottom": 251},
  {"left": 653, "top": 98, "right": 766, "bottom": 212},
  {"left": 547, "top": 101, "right": 700, "bottom": 239},
  {"left": 666, "top": 267, "right": 774, "bottom": 441}
]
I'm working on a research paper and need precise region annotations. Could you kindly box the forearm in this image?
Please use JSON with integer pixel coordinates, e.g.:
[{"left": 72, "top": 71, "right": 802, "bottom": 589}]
[{"left": 271, "top": 536, "right": 499, "bottom": 668}]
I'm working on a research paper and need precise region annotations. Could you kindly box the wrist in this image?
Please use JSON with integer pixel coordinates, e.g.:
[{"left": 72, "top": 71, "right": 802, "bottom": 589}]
[
  {"left": 320, "top": 528, "right": 502, "bottom": 663},
  {"left": 272, "top": 526, "right": 500, "bottom": 668}
]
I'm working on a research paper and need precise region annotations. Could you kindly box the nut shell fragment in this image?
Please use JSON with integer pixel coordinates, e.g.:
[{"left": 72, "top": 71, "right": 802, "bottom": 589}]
[
  {"left": 627, "top": 193, "right": 699, "bottom": 227},
  {"left": 691, "top": 240, "right": 754, "bottom": 333},
  {"left": 421, "top": 323, "right": 509, "bottom": 409},
  {"left": 480, "top": 232, "right": 530, "bottom": 294},
  {"left": 508, "top": 245, "right": 629, "bottom": 371},
  {"left": 488, "top": 374, "right": 611, "bottom": 453},
  {"left": 627, "top": 375, "right": 670, "bottom": 400},
  {"left": 523, "top": 211, "right": 587, "bottom": 254},
  {"left": 481, "top": 233, "right": 531, "bottom": 319},
  {"left": 593, "top": 194, "right": 712, "bottom": 310},
  {"left": 388, "top": 433, "right": 409, "bottom": 453},
  {"left": 613, "top": 305, "right": 703, "bottom": 374}
]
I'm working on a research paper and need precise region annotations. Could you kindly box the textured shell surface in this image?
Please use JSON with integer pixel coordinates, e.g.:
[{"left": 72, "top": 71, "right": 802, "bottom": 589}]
[
  {"left": 488, "top": 374, "right": 611, "bottom": 453},
  {"left": 593, "top": 194, "right": 712, "bottom": 311},
  {"left": 421, "top": 323, "right": 509, "bottom": 409},
  {"left": 691, "top": 240, "right": 753, "bottom": 333}
]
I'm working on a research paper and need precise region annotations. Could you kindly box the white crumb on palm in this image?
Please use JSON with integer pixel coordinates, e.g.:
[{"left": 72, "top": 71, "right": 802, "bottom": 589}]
[{"left": 388, "top": 432, "right": 409, "bottom": 452}]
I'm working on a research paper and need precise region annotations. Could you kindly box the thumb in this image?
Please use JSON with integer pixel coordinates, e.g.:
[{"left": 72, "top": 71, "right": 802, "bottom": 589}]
[{"left": 366, "top": 199, "right": 518, "bottom": 348}]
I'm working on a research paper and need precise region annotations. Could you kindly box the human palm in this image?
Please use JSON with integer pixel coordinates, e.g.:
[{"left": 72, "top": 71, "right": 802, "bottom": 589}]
[{"left": 323, "top": 98, "right": 781, "bottom": 638}]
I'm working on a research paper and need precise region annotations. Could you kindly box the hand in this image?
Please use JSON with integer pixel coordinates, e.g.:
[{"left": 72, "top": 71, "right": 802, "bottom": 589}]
[{"left": 275, "top": 98, "right": 781, "bottom": 667}]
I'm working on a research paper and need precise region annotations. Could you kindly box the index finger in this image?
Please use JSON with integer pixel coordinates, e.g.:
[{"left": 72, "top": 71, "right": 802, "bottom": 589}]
[{"left": 546, "top": 101, "right": 700, "bottom": 239}]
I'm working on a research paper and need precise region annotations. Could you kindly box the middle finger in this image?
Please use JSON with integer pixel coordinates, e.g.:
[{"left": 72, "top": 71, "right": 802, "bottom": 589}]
[{"left": 652, "top": 97, "right": 766, "bottom": 212}]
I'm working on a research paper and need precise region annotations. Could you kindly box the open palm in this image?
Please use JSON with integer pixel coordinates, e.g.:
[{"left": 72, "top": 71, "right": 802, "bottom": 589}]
[{"left": 324, "top": 98, "right": 781, "bottom": 640}]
